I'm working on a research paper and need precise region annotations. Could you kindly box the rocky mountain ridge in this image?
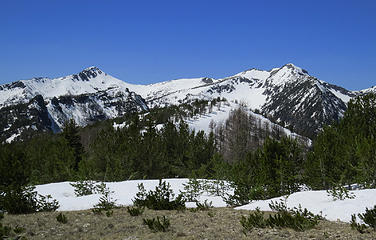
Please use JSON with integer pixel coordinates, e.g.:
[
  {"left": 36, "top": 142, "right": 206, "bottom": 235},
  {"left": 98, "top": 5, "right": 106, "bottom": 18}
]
[
  {"left": 0, "top": 64, "right": 372, "bottom": 142},
  {"left": 0, "top": 67, "right": 148, "bottom": 142}
]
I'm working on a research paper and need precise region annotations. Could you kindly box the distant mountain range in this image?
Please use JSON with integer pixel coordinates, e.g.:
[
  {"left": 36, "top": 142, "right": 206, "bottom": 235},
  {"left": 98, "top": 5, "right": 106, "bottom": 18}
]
[{"left": 0, "top": 64, "right": 373, "bottom": 143}]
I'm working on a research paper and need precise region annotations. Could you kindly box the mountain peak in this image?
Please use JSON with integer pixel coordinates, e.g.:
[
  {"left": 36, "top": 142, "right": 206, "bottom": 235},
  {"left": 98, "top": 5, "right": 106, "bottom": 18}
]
[
  {"left": 285, "top": 63, "right": 297, "bottom": 67},
  {"left": 281, "top": 63, "right": 309, "bottom": 75},
  {"left": 83, "top": 66, "right": 101, "bottom": 72},
  {"left": 73, "top": 66, "right": 104, "bottom": 82},
  {"left": 234, "top": 68, "right": 270, "bottom": 81}
]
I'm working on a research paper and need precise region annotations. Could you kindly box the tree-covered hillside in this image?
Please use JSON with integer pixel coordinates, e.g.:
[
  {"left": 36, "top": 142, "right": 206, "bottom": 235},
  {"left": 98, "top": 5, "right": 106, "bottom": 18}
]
[{"left": 1, "top": 93, "right": 376, "bottom": 207}]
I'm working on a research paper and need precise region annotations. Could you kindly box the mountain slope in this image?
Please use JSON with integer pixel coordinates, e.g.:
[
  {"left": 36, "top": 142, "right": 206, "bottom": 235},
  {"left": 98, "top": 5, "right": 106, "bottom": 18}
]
[
  {"left": 0, "top": 67, "right": 148, "bottom": 142},
  {"left": 0, "top": 67, "right": 143, "bottom": 108},
  {"left": 0, "top": 63, "right": 370, "bottom": 142},
  {"left": 134, "top": 64, "right": 356, "bottom": 138}
]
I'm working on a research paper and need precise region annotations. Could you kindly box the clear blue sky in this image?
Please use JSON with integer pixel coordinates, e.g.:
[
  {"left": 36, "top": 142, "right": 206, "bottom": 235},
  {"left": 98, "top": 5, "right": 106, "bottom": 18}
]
[{"left": 1, "top": 0, "right": 375, "bottom": 90}]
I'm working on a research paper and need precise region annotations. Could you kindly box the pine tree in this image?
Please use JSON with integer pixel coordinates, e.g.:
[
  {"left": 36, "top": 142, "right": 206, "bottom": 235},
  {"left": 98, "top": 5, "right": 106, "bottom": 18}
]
[
  {"left": 305, "top": 93, "right": 376, "bottom": 189},
  {"left": 62, "top": 119, "right": 83, "bottom": 171}
]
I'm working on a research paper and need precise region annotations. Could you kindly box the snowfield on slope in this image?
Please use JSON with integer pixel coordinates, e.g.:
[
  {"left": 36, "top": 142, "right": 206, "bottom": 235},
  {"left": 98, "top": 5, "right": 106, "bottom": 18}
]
[
  {"left": 35, "top": 179, "right": 376, "bottom": 223},
  {"left": 185, "top": 101, "right": 310, "bottom": 145}
]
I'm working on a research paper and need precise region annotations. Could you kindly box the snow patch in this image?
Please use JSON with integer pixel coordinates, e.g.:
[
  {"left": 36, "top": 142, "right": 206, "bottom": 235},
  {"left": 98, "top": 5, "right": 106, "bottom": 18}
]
[
  {"left": 5, "top": 132, "right": 21, "bottom": 143},
  {"left": 329, "top": 89, "right": 352, "bottom": 103},
  {"left": 34, "top": 179, "right": 376, "bottom": 223},
  {"left": 236, "top": 189, "right": 376, "bottom": 223}
]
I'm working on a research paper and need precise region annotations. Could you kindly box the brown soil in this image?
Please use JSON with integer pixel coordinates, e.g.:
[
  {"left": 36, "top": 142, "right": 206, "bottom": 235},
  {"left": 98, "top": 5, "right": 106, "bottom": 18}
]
[{"left": 2, "top": 207, "right": 376, "bottom": 240}]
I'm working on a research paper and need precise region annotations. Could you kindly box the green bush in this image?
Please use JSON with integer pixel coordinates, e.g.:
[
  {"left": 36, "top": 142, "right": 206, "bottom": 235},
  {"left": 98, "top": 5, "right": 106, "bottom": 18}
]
[
  {"left": 133, "top": 180, "right": 186, "bottom": 210},
  {"left": 202, "top": 179, "right": 231, "bottom": 198},
  {"left": 223, "top": 184, "right": 251, "bottom": 207},
  {"left": 71, "top": 180, "right": 96, "bottom": 196},
  {"left": 0, "top": 212, "right": 26, "bottom": 239},
  {"left": 127, "top": 206, "right": 145, "bottom": 216},
  {"left": 224, "top": 184, "right": 267, "bottom": 207},
  {"left": 351, "top": 214, "right": 368, "bottom": 234},
  {"left": 56, "top": 212, "right": 68, "bottom": 224},
  {"left": 0, "top": 212, "right": 10, "bottom": 238},
  {"left": 351, "top": 205, "right": 376, "bottom": 233},
  {"left": 268, "top": 200, "right": 323, "bottom": 231},
  {"left": 359, "top": 206, "right": 376, "bottom": 230},
  {"left": 37, "top": 194, "right": 60, "bottom": 212},
  {"left": 240, "top": 208, "right": 267, "bottom": 233},
  {"left": 70, "top": 181, "right": 108, "bottom": 197},
  {"left": 241, "top": 201, "right": 322, "bottom": 233},
  {"left": 13, "top": 225, "right": 25, "bottom": 234},
  {"left": 326, "top": 184, "right": 355, "bottom": 201},
  {"left": 0, "top": 222, "right": 12, "bottom": 239},
  {"left": 0, "top": 186, "right": 59, "bottom": 214},
  {"left": 92, "top": 185, "right": 116, "bottom": 217},
  {"left": 143, "top": 216, "right": 170, "bottom": 232},
  {"left": 268, "top": 205, "right": 320, "bottom": 231},
  {"left": 195, "top": 200, "right": 213, "bottom": 211},
  {"left": 0, "top": 186, "right": 38, "bottom": 214},
  {"left": 181, "top": 179, "right": 203, "bottom": 202},
  {"left": 268, "top": 198, "right": 289, "bottom": 212}
]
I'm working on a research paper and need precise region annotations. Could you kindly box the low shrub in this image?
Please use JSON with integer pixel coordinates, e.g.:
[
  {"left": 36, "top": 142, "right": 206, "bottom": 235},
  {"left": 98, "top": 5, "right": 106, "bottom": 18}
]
[
  {"left": 207, "top": 211, "right": 215, "bottom": 217},
  {"left": 56, "top": 213, "right": 68, "bottom": 224},
  {"left": 241, "top": 200, "right": 322, "bottom": 233},
  {"left": 181, "top": 179, "right": 203, "bottom": 202},
  {"left": 143, "top": 216, "right": 170, "bottom": 232},
  {"left": 224, "top": 185, "right": 266, "bottom": 207},
  {"left": 191, "top": 200, "right": 213, "bottom": 212},
  {"left": 0, "top": 212, "right": 26, "bottom": 239},
  {"left": 70, "top": 180, "right": 96, "bottom": 196},
  {"left": 133, "top": 180, "right": 186, "bottom": 210},
  {"left": 326, "top": 183, "right": 355, "bottom": 201},
  {"left": 351, "top": 205, "right": 376, "bottom": 233},
  {"left": 127, "top": 206, "right": 145, "bottom": 216},
  {"left": 0, "top": 186, "right": 59, "bottom": 214},
  {"left": 267, "top": 205, "right": 321, "bottom": 231},
  {"left": 92, "top": 185, "right": 116, "bottom": 217},
  {"left": 240, "top": 208, "right": 267, "bottom": 233},
  {"left": 0, "top": 222, "right": 12, "bottom": 239},
  {"left": 359, "top": 206, "right": 376, "bottom": 230},
  {"left": 13, "top": 225, "right": 25, "bottom": 234},
  {"left": 0, "top": 212, "right": 11, "bottom": 238},
  {"left": 202, "top": 179, "right": 231, "bottom": 198},
  {"left": 37, "top": 194, "right": 60, "bottom": 212},
  {"left": 196, "top": 199, "right": 213, "bottom": 211},
  {"left": 70, "top": 181, "right": 108, "bottom": 197}
]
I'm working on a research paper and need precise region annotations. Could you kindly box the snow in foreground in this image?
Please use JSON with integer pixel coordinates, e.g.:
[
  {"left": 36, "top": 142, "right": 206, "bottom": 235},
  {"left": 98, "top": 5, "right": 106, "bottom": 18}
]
[
  {"left": 35, "top": 179, "right": 376, "bottom": 223},
  {"left": 235, "top": 189, "right": 376, "bottom": 223},
  {"left": 35, "top": 179, "right": 227, "bottom": 212}
]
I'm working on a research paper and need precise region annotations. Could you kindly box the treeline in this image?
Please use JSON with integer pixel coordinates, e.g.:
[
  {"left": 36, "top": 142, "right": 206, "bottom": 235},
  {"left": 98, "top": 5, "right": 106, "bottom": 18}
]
[
  {"left": 1, "top": 94, "right": 376, "bottom": 205},
  {"left": 305, "top": 93, "right": 376, "bottom": 189},
  {"left": 220, "top": 93, "right": 376, "bottom": 204},
  {"left": 83, "top": 118, "right": 215, "bottom": 180},
  {"left": 0, "top": 117, "right": 215, "bottom": 184}
]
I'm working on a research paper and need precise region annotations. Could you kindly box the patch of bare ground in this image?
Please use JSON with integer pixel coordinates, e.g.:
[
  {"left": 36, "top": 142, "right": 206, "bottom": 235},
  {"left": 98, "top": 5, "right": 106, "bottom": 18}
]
[{"left": 2, "top": 207, "right": 376, "bottom": 240}]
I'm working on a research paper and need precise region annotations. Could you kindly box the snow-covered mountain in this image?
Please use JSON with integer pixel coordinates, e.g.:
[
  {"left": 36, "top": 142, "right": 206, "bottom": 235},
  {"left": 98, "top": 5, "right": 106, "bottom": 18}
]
[
  {"left": 0, "top": 63, "right": 372, "bottom": 142},
  {"left": 0, "top": 66, "right": 147, "bottom": 108},
  {"left": 0, "top": 67, "right": 148, "bottom": 142},
  {"left": 129, "top": 63, "right": 358, "bottom": 138}
]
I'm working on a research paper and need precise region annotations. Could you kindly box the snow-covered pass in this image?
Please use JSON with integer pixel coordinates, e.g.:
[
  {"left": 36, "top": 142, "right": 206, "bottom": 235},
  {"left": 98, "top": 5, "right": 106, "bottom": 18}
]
[{"left": 35, "top": 179, "right": 376, "bottom": 223}]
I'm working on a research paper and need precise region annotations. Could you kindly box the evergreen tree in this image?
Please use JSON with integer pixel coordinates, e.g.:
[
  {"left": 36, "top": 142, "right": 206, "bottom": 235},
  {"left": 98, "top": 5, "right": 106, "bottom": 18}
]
[
  {"left": 306, "top": 93, "right": 376, "bottom": 189},
  {"left": 62, "top": 119, "right": 84, "bottom": 171},
  {"left": 25, "top": 134, "right": 75, "bottom": 183}
]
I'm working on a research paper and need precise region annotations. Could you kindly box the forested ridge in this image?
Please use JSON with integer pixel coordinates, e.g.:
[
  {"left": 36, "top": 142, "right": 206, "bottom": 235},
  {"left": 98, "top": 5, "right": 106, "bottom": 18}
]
[{"left": 1, "top": 94, "right": 376, "bottom": 206}]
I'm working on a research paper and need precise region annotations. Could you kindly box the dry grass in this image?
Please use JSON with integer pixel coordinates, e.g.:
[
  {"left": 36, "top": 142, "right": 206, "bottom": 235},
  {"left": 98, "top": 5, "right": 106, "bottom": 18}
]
[{"left": 2, "top": 207, "right": 376, "bottom": 240}]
